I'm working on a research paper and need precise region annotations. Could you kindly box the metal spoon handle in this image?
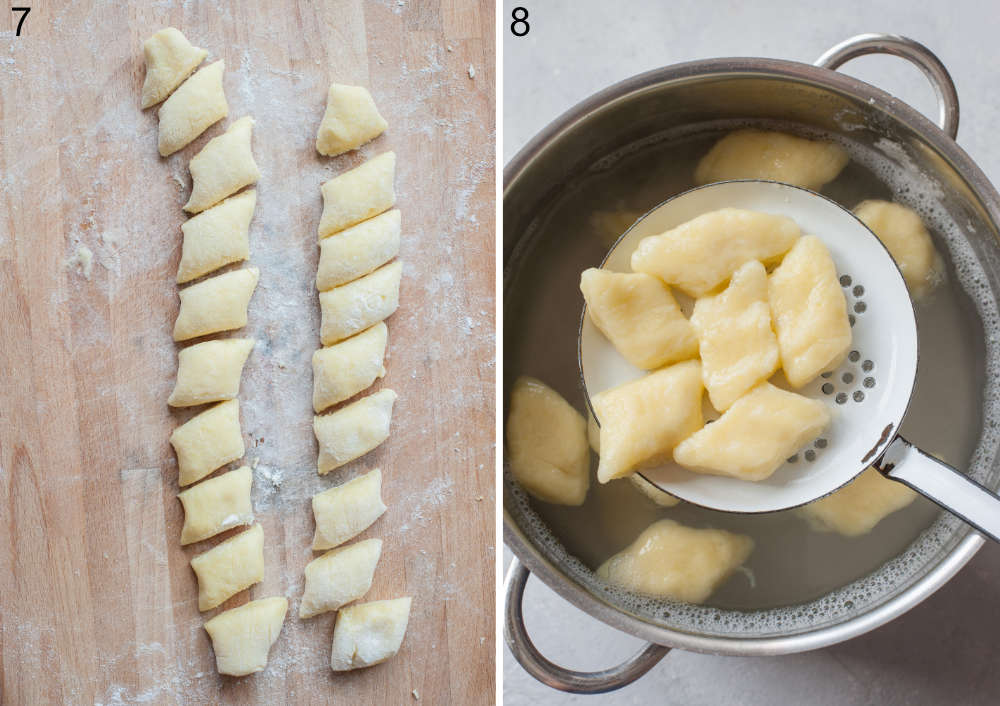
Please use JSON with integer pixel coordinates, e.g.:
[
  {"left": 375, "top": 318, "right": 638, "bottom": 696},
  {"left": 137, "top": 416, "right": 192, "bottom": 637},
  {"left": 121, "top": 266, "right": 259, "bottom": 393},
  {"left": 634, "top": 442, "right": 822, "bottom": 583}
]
[{"left": 876, "top": 437, "right": 1000, "bottom": 543}]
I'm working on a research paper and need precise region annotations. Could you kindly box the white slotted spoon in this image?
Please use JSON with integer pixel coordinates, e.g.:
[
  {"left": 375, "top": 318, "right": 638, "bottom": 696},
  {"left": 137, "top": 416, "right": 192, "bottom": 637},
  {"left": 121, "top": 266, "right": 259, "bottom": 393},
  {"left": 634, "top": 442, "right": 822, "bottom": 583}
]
[{"left": 580, "top": 180, "right": 1000, "bottom": 540}]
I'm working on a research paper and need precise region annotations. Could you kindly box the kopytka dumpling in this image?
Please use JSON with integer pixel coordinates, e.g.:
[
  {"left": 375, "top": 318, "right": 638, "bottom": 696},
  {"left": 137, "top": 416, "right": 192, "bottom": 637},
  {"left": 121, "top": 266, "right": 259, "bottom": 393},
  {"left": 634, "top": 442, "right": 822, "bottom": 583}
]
[
  {"left": 591, "top": 360, "right": 704, "bottom": 483},
  {"left": 177, "top": 190, "right": 255, "bottom": 283},
  {"left": 768, "top": 235, "right": 852, "bottom": 388},
  {"left": 690, "top": 260, "right": 779, "bottom": 411},
  {"left": 168, "top": 337, "right": 254, "bottom": 407},
  {"left": 631, "top": 208, "right": 800, "bottom": 297},
  {"left": 797, "top": 466, "right": 917, "bottom": 536},
  {"left": 673, "top": 382, "right": 830, "bottom": 481},
  {"left": 316, "top": 209, "right": 401, "bottom": 291},
  {"left": 140, "top": 27, "right": 207, "bottom": 109},
  {"left": 312, "top": 323, "right": 387, "bottom": 413},
  {"left": 170, "top": 399, "right": 244, "bottom": 486},
  {"left": 312, "top": 468, "right": 386, "bottom": 550},
  {"left": 319, "top": 261, "right": 402, "bottom": 346},
  {"left": 854, "top": 200, "right": 942, "bottom": 297},
  {"left": 313, "top": 389, "right": 396, "bottom": 475},
  {"left": 203, "top": 597, "right": 287, "bottom": 676},
  {"left": 597, "top": 519, "right": 753, "bottom": 603},
  {"left": 157, "top": 60, "right": 228, "bottom": 157},
  {"left": 184, "top": 116, "right": 261, "bottom": 214},
  {"left": 330, "top": 597, "right": 412, "bottom": 671},
  {"left": 190, "top": 524, "right": 264, "bottom": 610},
  {"left": 695, "top": 129, "right": 849, "bottom": 191},
  {"left": 318, "top": 152, "right": 396, "bottom": 239},
  {"left": 506, "top": 376, "right": 590, "bottom": 506},
  {"left": 173, "top": 266, "right": 260, "bottom": 342},
  {"left": 580, "top": 268, "right": 698, "bottom": 370},
  {"left": 316, "top": 83, "right": 388, "bottom": 157}
]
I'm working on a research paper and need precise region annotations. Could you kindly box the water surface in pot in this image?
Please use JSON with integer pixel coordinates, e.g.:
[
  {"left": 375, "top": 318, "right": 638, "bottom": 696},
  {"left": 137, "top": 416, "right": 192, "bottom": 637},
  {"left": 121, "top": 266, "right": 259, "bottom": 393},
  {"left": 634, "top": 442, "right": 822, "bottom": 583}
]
[{"left": 505, "top": 119, "right": 999, "bottom": 621}]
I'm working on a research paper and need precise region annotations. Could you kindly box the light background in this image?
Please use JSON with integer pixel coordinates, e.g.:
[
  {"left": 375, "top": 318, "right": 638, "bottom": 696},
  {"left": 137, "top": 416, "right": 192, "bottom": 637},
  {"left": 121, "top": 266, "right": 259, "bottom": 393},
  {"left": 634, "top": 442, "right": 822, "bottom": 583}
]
[{"left": 503, "top": 1, "right": 1000, "bottom": 703}]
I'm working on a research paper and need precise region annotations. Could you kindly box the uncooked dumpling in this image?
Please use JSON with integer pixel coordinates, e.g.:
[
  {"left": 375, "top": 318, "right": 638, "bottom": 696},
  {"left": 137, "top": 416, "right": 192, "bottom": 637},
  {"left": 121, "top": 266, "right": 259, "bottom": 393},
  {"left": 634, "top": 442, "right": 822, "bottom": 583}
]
[
  {"left": 316, "top": 209, "right": 401, "bottom": 291},
  {"left": 203, "top": 596, "right": 288, "bottom": 676},
  {"left": 184, "top": 117, "right": 261, "bottom": 214},
  {"left": 177, "top": 466, "right": 253, "bottom": 544},
  {"left": 141, "top": 28, "right": 207, "bottom": 109},
  {"left": 330, "top": 597, "right": 412, "bottom": 671},
  {"left": 695, "top": 129, "right": 849, "bottom": 190},
  {"left": 168, "top": 337, "right": 254, "bottom": 407},
  {"left": 157, "top": 60, "right": 228, "bottom": 157},
  {"left": 177, "top": 190, "right": 255, "bottom": 283},
  {"left": 312, "top": 323, "right": 387, "bottom": 413},
  {"left": 631, "top": 208, "right": 800, "bottom": 297},
  {"left": 312, "top": 468, "right": 386, "bottom": 550},
  {"left": 169, "top": 399, "right": 245, "bottom": 487},
  {"left": 313, "top": 389, "right": 396, "bottom": 474},
  {"left": 319, "top": 261, "right": 401, "bottom": 345},
  {"left": 673, "top": 382, "right": 830, "bottom": 481},
  {"left": 190, "top": 524, "right": 264, "bottom": 610},
  {"left": 853, "top": 200, "right": 943, "bottom": 297},
  {"left": 690, "top": 260, "right": 779, "bottom": 411},
  {"left": 173, "top": 267, "right": 259, "bottom": 342},
  {"left": 597, "top": 519, "right": 753, "bottom": 604},
  {"left": 580, "top": 268, "right": 698, "bottom": 370},
  {"left": 316, "top": 83, "right": 389, "bottom": 157},
  {"left": 318, "top": 152, "right": 396, "bottom": 239},
  {"left": 505, "top": 376, "right": 589, "bottom": 506},
  {"left": 768, "top": 235, "right": 852, "bottom": 387},
  {"left": 299, "top": 538, "right": 382, "bottom": 618},
  {"left": 591, "top": 360, "right": 704, "bottom": 483},
  {"left": 797, "top": 466, "right": 917, "bottom": 536}
]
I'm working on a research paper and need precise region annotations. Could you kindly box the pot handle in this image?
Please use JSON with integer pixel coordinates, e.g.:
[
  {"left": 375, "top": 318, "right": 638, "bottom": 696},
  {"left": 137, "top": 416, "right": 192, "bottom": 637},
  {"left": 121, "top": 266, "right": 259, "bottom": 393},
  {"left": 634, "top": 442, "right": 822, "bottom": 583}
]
[
  {"left": 503, "top": 557, "right": 670, "bottom": 694},
  {"left": 815, "top": 33, "right": 959, "bottom": 139},
  {"left": 875, "top": 437, "right": 1000, "bottom": 542}
]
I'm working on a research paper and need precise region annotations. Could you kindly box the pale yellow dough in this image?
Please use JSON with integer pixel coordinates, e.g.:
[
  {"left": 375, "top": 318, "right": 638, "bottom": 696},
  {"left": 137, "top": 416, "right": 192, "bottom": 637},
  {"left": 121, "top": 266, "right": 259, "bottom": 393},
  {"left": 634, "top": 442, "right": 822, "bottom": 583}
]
[
  {"left": 190, "top": 524, "right": 264, "bottom": 610},
  {"left": 586, "top": 412, "right": 680, "bottom": 506},
  {"left": 173, "top": 266, "right": 259, "bottom": 342},
  {"left": 580, "top": 268, "right": 698, "bottom": 370},
  {"left": 300, "top": 538, "right": 382, "bottom": 618},
  {"left": 168, "top": 338, "right": 254, "bottom": 407},
  {"left": 597, "top": 519, "right": 753, "bottom": 603},
  {"left": 158, "top": 60, "right": 228, "bottom": 157},
  {"left": 316, "top": 209, "right": 401, "bottom": 291},
  {"left": 312, "top": 468, "right": 387, "bottom": 551},
  {"left": 318, "top": 152, "right": 396, "bottom": 239},
  {"left": 140, "top": 28, "right": 207, "bottom": 109},
  {"left": 505, "top": 376, "right": 590, "bottom": 506},
  {"left": 674, "top": 382, "right": 830, "bottom": 481},
  {"left": 319, "top": 261, "right": 402, "bottom": 346},
  {"left": 330, "top": 597, "right": 412, "bottom": 671},
  {"left": 631, "top": 208, "right": 800, "bottom": 297},
  {"left": 204, "top": 596, "right": 288, "bottom": 677},
  {"left": 184, "top": 117, "right": 261, "bottom": 214},
  {"left": 316, "top": 83, "right": 389, "bottom": 157},
  {"left": 170, "top": 399, "right": 244, "bottom": 487},
  {"left": 853, "top": 200, "right": 942, "bottom": 297},
  {"left": 591, "top": 360, "right": 704, "bottom": 483},
  {"left": 313, "top": 323, "right": 388, "bottom": 413},
  {"left": 797, "top": 467, "right": 917, "bottom": 536},
  {"left": 690, "top": 260, "right": 779, "bottom": 411},
  {"left": 695, "top": 129, "right": 849, "bottom": 190},
  {"left": 177, "top": 466, "right": 253, "bottom": 544},
  {"left": 314, "top": 389, "right": 396, "bottom": 474},
  {"left": 177, "top": 190, "right": 256, "bottom": 283},
  {"left": 769, "top": 236, "right": 852, "bottom": 387}
]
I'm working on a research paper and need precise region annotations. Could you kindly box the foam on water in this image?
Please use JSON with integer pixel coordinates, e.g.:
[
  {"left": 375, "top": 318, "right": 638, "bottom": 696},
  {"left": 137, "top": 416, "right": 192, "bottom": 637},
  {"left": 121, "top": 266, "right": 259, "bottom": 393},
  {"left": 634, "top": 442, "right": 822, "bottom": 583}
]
[{"left": 505, "top": 117, "right": 1000, "bottom": 638}]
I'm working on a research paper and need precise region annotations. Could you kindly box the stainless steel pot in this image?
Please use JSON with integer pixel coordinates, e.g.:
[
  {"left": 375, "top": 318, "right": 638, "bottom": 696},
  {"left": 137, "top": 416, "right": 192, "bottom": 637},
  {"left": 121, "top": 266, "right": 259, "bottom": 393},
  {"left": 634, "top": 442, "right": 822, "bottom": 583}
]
[{"left": 503, "top": 34, "right": 1000, "bottom": 693}]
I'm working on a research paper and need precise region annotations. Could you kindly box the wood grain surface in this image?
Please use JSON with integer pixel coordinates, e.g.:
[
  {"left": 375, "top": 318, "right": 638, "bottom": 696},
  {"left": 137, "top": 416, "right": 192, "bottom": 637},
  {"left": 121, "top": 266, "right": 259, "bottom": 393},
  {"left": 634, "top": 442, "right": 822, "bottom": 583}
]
[{"left": 0, "top": 1, "right": 495, "bottom": 703}]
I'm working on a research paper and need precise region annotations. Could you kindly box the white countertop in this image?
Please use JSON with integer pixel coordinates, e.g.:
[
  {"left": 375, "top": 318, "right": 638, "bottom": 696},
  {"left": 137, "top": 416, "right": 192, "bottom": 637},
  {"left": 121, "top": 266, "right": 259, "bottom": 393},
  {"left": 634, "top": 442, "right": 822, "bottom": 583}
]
[{"left": 503, "top": 1, "right": 1000, "bottom": 702}]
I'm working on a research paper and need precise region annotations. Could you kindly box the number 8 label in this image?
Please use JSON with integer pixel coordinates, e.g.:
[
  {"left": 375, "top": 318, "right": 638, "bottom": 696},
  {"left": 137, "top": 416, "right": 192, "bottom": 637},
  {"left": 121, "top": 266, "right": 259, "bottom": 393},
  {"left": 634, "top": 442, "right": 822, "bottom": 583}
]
[{"left": 511, "top": 7, "right": 529, "bottom": 37}]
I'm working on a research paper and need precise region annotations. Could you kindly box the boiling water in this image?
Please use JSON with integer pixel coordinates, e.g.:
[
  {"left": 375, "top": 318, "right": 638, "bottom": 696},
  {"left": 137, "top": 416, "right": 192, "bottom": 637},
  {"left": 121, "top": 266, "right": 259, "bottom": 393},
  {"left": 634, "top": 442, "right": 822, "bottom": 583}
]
[{"left": 504, "top": 123, "right": 990, "bottom": 613}]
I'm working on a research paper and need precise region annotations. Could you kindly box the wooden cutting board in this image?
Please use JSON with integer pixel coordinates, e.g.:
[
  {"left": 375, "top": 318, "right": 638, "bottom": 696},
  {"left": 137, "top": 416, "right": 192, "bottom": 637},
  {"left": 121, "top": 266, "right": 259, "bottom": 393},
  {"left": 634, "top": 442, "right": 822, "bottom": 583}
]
[{"left": 0, "top": 1, "right": 495, "bottom": 703}]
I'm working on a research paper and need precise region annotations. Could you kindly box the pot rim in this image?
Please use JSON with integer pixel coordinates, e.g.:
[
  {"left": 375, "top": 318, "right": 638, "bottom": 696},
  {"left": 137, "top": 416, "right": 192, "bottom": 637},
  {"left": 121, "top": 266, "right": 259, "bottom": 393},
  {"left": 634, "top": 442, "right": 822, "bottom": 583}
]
[{"left": 502, "top": 55, "right": 999, "bottom": 655}]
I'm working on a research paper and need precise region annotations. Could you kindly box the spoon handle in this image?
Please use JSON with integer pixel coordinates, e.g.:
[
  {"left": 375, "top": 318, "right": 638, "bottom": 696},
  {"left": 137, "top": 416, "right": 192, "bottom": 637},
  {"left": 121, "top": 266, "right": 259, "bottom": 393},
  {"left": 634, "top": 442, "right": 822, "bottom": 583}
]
[{"left": 876, "top": 436, "right": 1000, "bottom": 543}]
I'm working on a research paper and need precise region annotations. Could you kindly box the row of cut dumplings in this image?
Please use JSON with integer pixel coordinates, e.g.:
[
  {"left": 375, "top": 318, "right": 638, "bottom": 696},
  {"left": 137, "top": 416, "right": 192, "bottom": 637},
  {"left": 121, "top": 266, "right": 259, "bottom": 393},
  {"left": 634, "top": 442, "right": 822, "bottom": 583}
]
[
  {"left": 305, "top": 82, "right": 412, "bottom": 672},
  {"left": 143, "top": 26, "right": 283, "bottom": 678},
  {"left": 506, "top": 129, "right": 928, "bottom": 605}
]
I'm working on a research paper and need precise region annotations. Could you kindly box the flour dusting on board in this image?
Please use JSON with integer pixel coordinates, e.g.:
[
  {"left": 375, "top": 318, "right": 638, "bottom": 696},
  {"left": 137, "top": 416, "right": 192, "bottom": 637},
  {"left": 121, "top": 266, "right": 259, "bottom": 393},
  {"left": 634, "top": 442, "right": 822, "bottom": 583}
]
[{"left": 2, "top": 0, "right": 493, "bottom": 702}]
